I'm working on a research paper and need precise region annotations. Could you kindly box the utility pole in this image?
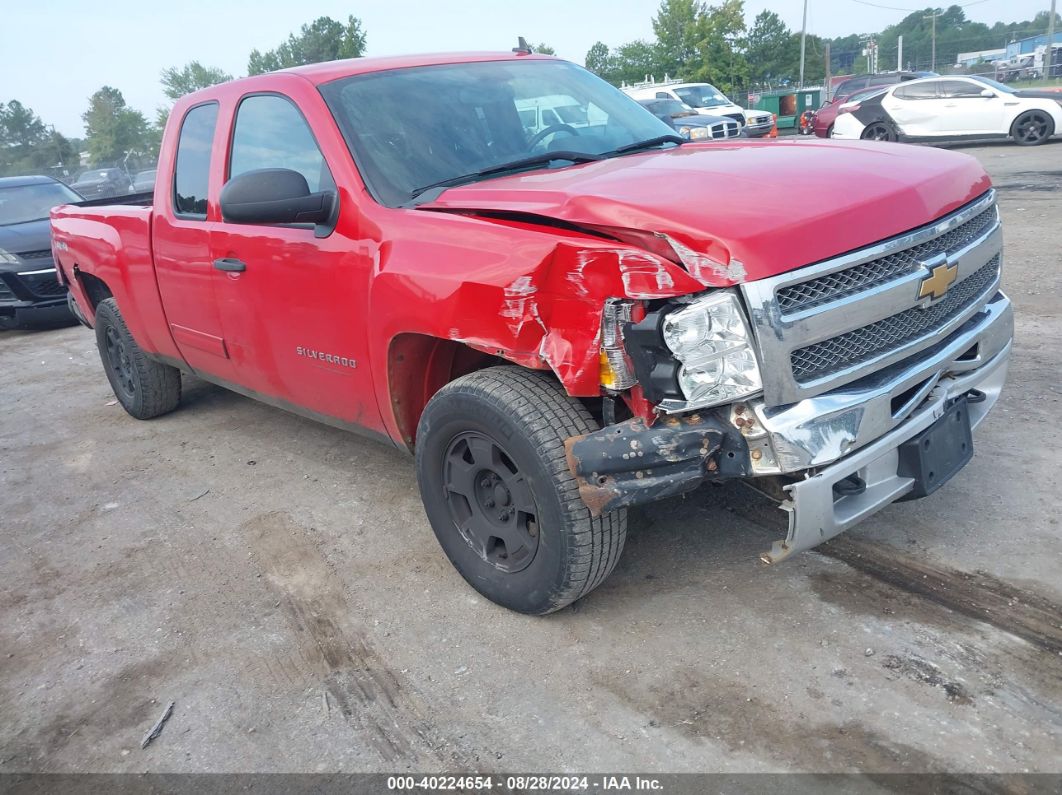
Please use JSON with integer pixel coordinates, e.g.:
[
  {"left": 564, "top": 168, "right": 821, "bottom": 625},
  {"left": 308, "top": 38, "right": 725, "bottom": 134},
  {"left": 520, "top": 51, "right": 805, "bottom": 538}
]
[
  {"left": 825, "top": 42, "right": 832, "bottom": 99},
  {"left": 799, "top": 0, "right": 809, "bottom": 88},
  {"left": 897, "top": 35, "right": 904, "bottom": 71},
  {"left": 1048, "top": 0, "right": 1057, "bottom": 82},
  {"left": 924, "top": 9, "right": 944, "bottom": 72}
]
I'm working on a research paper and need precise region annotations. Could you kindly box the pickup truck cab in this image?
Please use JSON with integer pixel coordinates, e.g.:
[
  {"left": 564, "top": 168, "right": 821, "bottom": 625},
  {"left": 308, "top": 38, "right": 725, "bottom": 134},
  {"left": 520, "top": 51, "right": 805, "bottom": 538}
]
[{"left": 52, "top": 52, "right": 1012, "bottom": 614}]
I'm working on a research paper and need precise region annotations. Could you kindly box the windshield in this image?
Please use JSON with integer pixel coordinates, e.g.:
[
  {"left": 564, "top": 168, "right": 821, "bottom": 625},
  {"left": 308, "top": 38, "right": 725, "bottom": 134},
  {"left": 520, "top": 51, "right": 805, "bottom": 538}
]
[
  {"left": 674, "top": 85, "right": 731, "bottom": 109},
  {"left": 646, "top": 99, "right": 690, "bottom": 117},
  {"left": 969, "top": 75, "right": 1014, "bottom": 94},
  {"left": 76, "top": 169, "right": 110, "bottom": 182},
  {"left": 0, "top": 182, "right": 82, "bottom": 226},
  {"left": 320, "top": 59, "right": 673, "bottom": 207}
]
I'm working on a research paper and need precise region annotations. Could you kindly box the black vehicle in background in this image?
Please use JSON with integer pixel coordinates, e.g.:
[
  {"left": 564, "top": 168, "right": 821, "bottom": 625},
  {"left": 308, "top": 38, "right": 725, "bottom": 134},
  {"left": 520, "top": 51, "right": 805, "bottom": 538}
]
[
  {"left": 70, "top": 167, "right": 132, "bottom": 199},
  {"left": 0, "top": 175, "right": 83, "bottom": 329},
  {"left": 636, "top": 98, "right": 741, "bottom": 140},
  {"left": 132, "top": 168, "right": 157, "bottom": 193}
]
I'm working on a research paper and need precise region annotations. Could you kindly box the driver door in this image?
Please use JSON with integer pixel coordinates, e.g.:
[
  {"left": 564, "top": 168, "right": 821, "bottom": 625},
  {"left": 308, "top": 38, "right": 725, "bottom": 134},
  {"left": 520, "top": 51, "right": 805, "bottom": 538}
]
[
  {"left": 937, "top": 80, "right": 1005, "bottom": 135},
  {"left": 208, "top": 92, "right": 383, "bottom": 433}
]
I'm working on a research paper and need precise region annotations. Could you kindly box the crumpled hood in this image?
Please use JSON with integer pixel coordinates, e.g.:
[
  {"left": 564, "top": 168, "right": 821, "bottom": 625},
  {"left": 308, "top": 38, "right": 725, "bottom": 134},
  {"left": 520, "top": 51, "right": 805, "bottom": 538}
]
[{"left": 421, "top": 139, "right": 992, "bottom": 285}]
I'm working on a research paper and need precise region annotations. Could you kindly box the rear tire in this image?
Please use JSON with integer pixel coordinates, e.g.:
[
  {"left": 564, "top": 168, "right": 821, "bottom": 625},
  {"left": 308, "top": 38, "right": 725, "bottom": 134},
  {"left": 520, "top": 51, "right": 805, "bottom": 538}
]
[
  {"left": 95, "top": 298, "right": 181, "bottom": 420},
  {"left": 861, "top": 121, "right": 896, "bottom": 142},
  {"left": 415, "top": 366, "right": 627, "bottom": 615},
  {"left": 1011, "top": 110, "right": 1054, "bottom": 146}
]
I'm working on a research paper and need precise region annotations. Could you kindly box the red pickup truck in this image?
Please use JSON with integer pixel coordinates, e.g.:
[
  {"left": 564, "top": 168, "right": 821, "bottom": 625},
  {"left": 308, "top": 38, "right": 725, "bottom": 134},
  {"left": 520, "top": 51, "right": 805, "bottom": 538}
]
[{"left": 51, "top": 52, "right": 1012, "bottom": 614}]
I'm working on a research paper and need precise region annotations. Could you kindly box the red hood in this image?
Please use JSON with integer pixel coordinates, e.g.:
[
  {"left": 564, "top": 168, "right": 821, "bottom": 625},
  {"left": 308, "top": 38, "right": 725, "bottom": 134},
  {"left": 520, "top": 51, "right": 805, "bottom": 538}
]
[{"left": 421, "top": 139, "right": 991, "bottom": 286}]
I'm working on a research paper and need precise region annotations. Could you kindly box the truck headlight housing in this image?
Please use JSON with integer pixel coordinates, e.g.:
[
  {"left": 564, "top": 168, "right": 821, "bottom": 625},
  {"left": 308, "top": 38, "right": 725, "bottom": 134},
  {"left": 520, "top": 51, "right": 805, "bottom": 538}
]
[
  {"left": 660, "top": 292, "right": 762, "bottom": 409},
  {"left": 687, "top": 126, "right": 711, "bottom": 140}
]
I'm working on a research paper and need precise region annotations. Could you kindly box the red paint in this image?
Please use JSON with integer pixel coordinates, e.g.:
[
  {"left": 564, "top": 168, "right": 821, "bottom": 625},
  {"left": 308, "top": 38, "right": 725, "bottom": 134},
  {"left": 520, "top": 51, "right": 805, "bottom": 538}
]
[
  {"left": 813, "top": 95, "right": 854, "bottom": 138},
  {"left": 50, "top": 52, "right": 993, "bottom": 447}
]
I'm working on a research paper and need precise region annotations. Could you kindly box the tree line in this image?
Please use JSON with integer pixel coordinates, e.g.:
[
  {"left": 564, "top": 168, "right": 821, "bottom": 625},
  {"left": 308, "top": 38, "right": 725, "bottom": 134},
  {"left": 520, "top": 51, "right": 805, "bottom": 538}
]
[
  {"left": 2, "top": 4, "right": 1058, "bottom": 179},
  {"left": 0, "top": 15, "right": 367, "bottom": 179},
  {"left": 585, "top": 0, "right": 1061, "bottom": 94}
]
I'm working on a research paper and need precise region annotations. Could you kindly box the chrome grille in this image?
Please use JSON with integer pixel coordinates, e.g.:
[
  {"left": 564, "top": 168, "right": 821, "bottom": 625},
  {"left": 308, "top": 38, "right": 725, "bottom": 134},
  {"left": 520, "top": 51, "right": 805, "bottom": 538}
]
[
  {"left": 741, "top": 190, "right": 1003, "bottom": 406},
  {"left": 17, "top": 249, "right": 53, "bottom": 260},
  {"left": 22, "top": 272, "right": 66, "bottom": 298},
  {"left": 776, "top": 205, "right": 998, "bottom": 313},
  {"left": 790, "top": 255, "right": 1000, "bottom": 383}
]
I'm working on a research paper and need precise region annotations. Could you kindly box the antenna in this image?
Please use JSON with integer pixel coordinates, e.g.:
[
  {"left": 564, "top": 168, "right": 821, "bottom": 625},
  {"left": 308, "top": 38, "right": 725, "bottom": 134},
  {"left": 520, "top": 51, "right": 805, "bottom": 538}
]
[{"left": 513, "top": 37, "right": 532, "bottom": 55}]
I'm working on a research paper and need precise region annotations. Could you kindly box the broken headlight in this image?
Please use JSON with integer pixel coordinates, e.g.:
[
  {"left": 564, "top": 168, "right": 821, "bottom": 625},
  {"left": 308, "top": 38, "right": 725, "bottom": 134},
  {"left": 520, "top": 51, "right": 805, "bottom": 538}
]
[{"left": 660, "top": 292, "right": 762, "bottom": 410}]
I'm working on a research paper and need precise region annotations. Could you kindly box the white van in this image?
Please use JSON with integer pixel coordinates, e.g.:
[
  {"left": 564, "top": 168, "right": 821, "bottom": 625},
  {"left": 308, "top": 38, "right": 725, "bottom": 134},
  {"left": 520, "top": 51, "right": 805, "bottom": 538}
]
[{"left": 623, "top": 81, "right": 774, "bottom": 137}]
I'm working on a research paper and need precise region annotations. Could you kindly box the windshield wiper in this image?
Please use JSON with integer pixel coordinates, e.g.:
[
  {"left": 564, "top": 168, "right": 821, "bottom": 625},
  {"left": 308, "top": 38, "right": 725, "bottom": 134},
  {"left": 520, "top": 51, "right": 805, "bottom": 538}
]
[
  {"left": 408, "top": 151, "right": 605, "bottom": 204},
  {"left": 609, "top": 134, "right": 686, "bottom": 155}
]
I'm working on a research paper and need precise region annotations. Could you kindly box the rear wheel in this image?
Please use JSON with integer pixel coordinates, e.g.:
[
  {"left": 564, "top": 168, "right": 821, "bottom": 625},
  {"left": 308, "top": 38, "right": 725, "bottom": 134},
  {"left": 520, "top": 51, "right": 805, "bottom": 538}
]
[
  {"left": 415, "top": 366, "right": 627, "bottom": 614},
  {"left": 1011, "top": 110, "right": 1054, "bottom": 146},
  {"left": 861, "top": 121, "right": 896, "bottom": 142},
  {"left": 95, "top": 298, "right": 181, "bottom": 419}
]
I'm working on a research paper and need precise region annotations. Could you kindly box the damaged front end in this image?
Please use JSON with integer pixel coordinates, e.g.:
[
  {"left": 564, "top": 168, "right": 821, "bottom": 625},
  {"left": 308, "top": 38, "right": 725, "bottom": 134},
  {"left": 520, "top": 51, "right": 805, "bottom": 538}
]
[{"left": 564, "top": 411, "right": 751, "bottom": 515}]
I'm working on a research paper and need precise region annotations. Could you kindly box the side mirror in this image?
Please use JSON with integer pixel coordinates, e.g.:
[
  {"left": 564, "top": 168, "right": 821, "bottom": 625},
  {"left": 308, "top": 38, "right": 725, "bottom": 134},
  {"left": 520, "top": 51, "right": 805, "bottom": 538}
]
[
  {"left": 220, "top": 168, "right": 337, "bottom": 236},
  {"left": 980, "top": 89, "right": 995, "bottom": 98}
]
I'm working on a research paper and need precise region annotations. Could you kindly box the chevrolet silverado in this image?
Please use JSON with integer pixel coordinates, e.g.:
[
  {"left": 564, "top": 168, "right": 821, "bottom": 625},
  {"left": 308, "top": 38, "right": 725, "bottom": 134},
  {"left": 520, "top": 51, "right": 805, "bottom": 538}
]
[{"left": 51, "top": 51, "right": 1012, "bottom": 614}]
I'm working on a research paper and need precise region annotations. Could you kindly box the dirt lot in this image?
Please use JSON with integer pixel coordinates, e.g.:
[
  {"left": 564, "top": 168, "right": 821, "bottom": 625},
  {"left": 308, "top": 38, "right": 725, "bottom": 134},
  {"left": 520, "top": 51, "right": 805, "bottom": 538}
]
[{"left": 1, "top": 141, "right": 1060, "bottom": 776}]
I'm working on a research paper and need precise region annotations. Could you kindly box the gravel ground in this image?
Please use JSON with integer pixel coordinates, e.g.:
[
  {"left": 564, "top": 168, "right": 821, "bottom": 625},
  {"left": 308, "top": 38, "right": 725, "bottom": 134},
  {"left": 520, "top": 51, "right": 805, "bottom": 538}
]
[{"left": 1, "top": 141, "right": 1059, "bottom": 775}]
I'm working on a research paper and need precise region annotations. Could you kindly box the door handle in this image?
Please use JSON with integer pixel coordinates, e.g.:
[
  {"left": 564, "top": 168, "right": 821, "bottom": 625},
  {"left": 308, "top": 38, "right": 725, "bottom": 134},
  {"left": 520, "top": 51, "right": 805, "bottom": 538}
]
[{"left": 213, "top": 258, "right": 246, "bottom": 273}]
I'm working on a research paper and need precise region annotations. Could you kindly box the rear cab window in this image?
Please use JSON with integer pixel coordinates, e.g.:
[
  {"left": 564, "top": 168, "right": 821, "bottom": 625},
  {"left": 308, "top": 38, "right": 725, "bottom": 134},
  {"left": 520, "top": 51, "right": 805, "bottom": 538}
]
[{"left": 173, "top": 102, "right": 219, "bottom": 219}]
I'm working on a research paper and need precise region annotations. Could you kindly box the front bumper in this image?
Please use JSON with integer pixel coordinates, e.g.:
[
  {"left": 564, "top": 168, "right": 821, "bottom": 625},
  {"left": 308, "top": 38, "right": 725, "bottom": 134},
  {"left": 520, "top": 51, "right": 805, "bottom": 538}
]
[
  {"left": 744, "top": 120, "right": 774, "bottom": 137},
  {"left": 567, "top": 291, "right": 1012, "bottom": 558}
]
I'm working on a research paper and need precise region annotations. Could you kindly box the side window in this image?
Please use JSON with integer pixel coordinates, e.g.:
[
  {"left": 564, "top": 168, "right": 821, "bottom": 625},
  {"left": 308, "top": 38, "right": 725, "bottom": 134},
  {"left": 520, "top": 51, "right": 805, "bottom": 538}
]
[
  {"left": 229, "top": 95, "right": 334, "bottom": 193},
  {"left": 173, "top": 102, "right": 219, "bottom": 218},
  {"left": 895, "top": 82, "right": 939, "bottom": 100},
  {"left": 869, "top": 75, "right": 896, "bottom": 87},
  {"left": 940, "top": 80, "right": 985, "bottom": 98},
  {"left": 656, "top": 92, "right": 671, "bottom": 99}
]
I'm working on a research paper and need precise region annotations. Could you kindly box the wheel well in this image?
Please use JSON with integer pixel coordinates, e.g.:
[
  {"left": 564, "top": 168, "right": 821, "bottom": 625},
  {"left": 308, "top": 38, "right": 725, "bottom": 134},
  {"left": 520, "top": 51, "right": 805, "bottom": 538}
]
[
  {"left": 388, "top": 334, "right": 506, "bottom": 450},
  {"left": 76, "top": 271, "right": 113, "bottom": 311}
]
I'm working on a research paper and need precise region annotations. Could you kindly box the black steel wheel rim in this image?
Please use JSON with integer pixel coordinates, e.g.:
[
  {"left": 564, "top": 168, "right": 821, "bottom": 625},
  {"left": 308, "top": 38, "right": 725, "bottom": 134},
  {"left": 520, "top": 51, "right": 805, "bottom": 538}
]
[
  {"left": 442, "top": 431, "right": 540, "bottom": 574},
  {"left": 1018, "top": 113, "right": 1048, "bottom": 143},
  {"left": 105, "top": 325, "right": 136, "bottom": 398}
]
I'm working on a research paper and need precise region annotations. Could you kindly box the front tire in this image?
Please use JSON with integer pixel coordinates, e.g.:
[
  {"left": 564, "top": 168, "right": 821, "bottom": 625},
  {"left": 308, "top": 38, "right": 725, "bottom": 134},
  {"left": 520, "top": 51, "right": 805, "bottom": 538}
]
[
  {"left": 415, "top": 367, "right": 627, "bottom": 615},
  {"left": 95, "top": 298, "right": 181, "bottom": 419},
  {"left": 1011, "top": 110, "right": 1054, "bottom": 146}
]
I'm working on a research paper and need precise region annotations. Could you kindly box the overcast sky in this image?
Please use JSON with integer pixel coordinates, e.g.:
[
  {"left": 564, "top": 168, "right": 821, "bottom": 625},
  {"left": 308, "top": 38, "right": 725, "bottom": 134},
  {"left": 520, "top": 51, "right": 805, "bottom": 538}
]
[{"left": 1, "top": 0, "right": 1051, "bottom": 137}]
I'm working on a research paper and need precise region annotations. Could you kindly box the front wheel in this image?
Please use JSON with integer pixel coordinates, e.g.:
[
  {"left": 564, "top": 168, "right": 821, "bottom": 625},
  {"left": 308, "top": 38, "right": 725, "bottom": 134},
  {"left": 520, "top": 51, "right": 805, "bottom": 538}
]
[
  {"left": 861, "top": 121, "right": 896, "bottom": 142},
  {"left": 415, "top": 367, "right": 627, "bottom": 614},
  {"left": 1011, "top": 110, "right": 1054, "bottom": 146},
  {"left": 95, "top": 298, "right": 182, "bottom": 419}
]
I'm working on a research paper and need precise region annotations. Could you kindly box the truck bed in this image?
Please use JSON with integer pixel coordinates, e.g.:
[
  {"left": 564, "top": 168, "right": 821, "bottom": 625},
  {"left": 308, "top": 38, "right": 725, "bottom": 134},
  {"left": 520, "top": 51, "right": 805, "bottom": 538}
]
[{"left": 51, "top": 200, "right": 182, "bottom": 363}]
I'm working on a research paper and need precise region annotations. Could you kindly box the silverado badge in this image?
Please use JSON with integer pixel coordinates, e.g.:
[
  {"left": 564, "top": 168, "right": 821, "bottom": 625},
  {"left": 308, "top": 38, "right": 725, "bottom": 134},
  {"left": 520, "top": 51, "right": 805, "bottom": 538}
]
[{"left": 917, "top": 254, "right": 958, "bottom": 303}]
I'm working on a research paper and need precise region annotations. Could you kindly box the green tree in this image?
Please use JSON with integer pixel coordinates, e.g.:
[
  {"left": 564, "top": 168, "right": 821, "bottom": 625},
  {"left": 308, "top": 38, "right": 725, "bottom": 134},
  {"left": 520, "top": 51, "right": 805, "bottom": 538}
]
[
  {"left": 745, "top": 10, "right": 796, "bottom": 84},
  {"left": 610, "top": 40, "right": 669, "bottom": 85},
  {"left": 685, "top": 0, "right": 749, "bottom": 93},
  {"left": 532, "top": 43, "right": 557, "bottom": 55},
  {"left": 82, "top": 86, "right": 152, "bottom": 166},
  {"left": 0, "top": 101, "right": 81, "bottom": 177},
  {"left": 160, "top": 61, "right": 232, "bottom": 101},
  {"left": 585, "top": 41, "right": 611, "bottom": 76},
  {"left": 653, "top": 0, "right": 704, "bottom": 76},
  {"left": 247, "top": 15, "right": 367, "bottom": 75}
]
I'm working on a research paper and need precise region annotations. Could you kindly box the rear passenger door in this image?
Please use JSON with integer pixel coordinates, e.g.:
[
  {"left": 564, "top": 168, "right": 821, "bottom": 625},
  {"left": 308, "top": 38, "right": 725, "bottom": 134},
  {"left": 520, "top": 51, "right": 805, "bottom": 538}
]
[
  {"left": 882, "top": 81, "right": 942, "bottom": 136},
  {"left": 153, "top": 101, "right": 242, "bottom": 382},
  {"left": 209, "top": 92, "right": 383, "bottom": 432}
]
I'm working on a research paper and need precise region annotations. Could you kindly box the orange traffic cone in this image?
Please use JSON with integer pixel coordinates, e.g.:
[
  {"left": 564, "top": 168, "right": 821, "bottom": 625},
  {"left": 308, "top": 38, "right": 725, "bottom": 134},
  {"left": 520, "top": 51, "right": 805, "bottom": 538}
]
[{"left": 767, "top": 113, "right": 779, "bottom": 138}]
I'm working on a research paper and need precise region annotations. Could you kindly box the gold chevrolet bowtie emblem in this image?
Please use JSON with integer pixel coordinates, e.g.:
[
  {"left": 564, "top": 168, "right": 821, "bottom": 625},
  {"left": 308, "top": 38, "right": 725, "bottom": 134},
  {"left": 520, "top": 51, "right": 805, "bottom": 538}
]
[{"left": 918, "top": 258, "right": 958, "bottom": 302}]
